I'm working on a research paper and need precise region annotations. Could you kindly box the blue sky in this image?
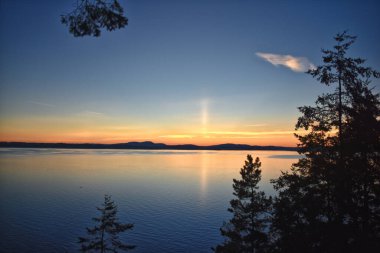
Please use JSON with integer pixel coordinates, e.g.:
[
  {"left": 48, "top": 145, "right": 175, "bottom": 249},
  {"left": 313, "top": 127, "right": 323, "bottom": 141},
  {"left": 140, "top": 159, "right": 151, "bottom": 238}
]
[{"left": 0, "top": 0, "right": 379, "bottom": 145}]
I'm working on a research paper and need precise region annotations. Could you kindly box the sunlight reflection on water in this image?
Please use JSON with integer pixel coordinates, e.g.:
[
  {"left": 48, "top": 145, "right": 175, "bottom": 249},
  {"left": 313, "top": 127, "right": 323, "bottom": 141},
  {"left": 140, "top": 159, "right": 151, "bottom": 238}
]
[{"left": 0, "top": 148, "right": 299, "bottom": 253}]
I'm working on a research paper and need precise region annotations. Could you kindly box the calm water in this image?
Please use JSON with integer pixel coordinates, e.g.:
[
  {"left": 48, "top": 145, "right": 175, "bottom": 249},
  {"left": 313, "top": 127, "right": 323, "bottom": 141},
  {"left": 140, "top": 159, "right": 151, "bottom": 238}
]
[{"left": 0, "top": 148, "right": 299, "bottom": 253}]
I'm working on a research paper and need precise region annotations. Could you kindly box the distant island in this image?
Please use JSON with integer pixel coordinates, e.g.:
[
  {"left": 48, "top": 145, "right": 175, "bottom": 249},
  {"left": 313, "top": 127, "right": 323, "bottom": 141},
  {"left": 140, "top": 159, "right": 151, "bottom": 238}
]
[{"left": 0, "top": 141, "right": 297, "bottom": 151}]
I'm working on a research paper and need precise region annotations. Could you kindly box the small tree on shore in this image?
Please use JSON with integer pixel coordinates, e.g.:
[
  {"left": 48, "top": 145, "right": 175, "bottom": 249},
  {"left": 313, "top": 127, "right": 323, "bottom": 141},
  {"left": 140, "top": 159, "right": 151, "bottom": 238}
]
[
  {"left": 214, "top": 155, "right": 272, "bottom": 253},
  {"left": 78, "top": 195, "right": 135, "bottom": 253}
]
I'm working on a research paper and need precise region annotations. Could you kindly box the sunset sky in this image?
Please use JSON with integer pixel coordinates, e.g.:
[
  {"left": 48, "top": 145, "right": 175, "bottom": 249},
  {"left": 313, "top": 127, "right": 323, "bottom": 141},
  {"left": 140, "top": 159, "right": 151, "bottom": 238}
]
[{"left": 0, "top": 0, "right": 379, "bottom": 146}]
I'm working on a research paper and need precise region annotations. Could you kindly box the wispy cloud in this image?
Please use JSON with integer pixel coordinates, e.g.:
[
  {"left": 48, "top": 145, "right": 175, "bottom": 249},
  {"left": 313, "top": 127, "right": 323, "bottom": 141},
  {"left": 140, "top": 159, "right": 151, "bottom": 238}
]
[
  {"left": 208, "top": 131, "right": 296, "bottom": 136},
  {"left": 159, "top": 134, "right": 195, "bottom": 139},
  {"left": 256, "top": 52, "right": 315, "bottom": 72},
  {"left": 246, "top": 124, "right": 267, "bottom": 127},
  {"left": 28, "top": 100, "right": 56, "bottom": 108},
  {"left": 82, "top": 110, "right": 105, "bottom": 116}
]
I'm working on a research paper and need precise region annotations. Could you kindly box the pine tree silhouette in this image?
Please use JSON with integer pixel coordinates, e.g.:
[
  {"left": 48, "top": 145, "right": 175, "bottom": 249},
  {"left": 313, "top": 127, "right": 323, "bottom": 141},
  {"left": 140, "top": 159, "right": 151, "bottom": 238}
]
[
  {"left": 271, "top": 32, "right": 380, "bottom": 253},
  {"left": 78, "top": 195, "right": 135, "bottom": 253},
  {"left": 214, "top": 155, "right": 272, "bottom": 253}
]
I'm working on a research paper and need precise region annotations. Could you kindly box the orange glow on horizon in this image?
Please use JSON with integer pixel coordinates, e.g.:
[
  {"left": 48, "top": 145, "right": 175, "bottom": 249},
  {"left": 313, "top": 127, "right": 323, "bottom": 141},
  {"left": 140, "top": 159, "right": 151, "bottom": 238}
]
[
  {"left": 0, "top": 131, "right": 299, "bottom": 147},
  {"left": 0, "top": 109, "right": 301, "bottom": 147}
]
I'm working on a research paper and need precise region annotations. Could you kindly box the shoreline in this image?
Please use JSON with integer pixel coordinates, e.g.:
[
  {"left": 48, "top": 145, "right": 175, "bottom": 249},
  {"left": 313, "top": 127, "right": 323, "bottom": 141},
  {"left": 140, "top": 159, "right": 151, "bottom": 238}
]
[{"left": 0, "top": 141, "right": 298, "bottom": 152}]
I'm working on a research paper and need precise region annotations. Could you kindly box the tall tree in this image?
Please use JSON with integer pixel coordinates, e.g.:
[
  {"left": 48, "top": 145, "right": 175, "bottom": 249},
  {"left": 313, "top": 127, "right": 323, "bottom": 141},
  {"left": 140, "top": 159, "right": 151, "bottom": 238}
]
[
  {"left": 307, "top": 32, "right": 379, "bottom": 153},
  {"left": 78, "top": 195, "right": 135, "bottom": 253},
  {"left": 214, "top": 155, "right": 272, "bottom": 253},
  {"left": 61, "top": 0, "right": 128, "bottom": 37},
  {"left": 271, "top": 32, "right": 380, "bottom": 252}
]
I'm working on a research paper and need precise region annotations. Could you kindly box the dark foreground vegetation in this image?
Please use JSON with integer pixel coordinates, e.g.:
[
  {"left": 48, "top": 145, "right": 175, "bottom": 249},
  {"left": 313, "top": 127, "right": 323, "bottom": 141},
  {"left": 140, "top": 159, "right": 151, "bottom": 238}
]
[{"left": 214, "top": 32, "right": 380, "bottom": 253}]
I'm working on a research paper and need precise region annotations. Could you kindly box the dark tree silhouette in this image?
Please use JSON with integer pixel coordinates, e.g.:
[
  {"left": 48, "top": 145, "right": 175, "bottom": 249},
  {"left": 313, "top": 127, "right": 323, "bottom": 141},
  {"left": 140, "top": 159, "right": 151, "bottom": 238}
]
[
  {"left": 61, "top": 0, "right": 128, "bottom": 37},
  {"left": 214, "top": 155, "right": 272, "bottom": 253},
  {"left": 78, "top": 195, "right": 135, "bottom": 253},
  {"left": 307, "top": 31, "right": 379, "bottom": 152},
  {"left": 271, "top": 32, "right": 380, "bottom": 252}
]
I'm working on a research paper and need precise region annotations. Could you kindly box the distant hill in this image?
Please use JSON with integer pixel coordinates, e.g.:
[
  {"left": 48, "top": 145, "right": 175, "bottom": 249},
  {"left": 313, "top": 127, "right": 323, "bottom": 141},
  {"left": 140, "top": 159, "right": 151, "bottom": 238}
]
[{"left": 0, "top": 141, "right": 298, "bottom": 151}]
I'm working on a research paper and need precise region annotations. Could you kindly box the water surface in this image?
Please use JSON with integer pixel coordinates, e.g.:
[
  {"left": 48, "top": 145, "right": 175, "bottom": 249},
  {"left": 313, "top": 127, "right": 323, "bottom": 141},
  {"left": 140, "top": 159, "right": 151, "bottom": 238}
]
[{"left": 0, "top": 148, "right": 299, "bottom": 252}]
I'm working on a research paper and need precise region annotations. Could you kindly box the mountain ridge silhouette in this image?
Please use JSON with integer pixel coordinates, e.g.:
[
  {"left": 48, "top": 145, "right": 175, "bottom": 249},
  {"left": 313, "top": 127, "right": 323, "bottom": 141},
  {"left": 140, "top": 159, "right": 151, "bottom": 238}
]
[{"left": 0, "top": 141, "right": 297, "bottom": 151}]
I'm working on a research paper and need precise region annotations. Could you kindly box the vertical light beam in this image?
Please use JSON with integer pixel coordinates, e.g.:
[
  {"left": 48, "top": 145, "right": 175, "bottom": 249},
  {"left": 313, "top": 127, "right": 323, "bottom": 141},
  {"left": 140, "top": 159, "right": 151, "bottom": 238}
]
[{"left": 201, "top": 99, "right": 208, "bottom": 136}]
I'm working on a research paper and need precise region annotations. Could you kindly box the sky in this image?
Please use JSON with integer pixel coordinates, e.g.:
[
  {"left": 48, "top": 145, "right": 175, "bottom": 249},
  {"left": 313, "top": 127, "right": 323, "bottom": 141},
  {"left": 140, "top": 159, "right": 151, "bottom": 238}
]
[{"left": 0, "top": 0, "right": 379, "bottom": 146}]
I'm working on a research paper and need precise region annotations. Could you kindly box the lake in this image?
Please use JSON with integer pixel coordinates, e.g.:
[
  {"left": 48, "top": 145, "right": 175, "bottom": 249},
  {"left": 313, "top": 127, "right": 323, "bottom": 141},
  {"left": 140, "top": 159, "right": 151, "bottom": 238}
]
[{"left": 0, "top": 148, "right": 299, "bottom": 253}]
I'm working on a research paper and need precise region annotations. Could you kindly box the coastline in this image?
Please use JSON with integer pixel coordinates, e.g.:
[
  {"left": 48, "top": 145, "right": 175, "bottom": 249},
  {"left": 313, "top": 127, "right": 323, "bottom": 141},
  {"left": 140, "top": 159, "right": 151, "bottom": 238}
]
[{"left": 0, "top": 141, "right": 298, "bottom": 152}]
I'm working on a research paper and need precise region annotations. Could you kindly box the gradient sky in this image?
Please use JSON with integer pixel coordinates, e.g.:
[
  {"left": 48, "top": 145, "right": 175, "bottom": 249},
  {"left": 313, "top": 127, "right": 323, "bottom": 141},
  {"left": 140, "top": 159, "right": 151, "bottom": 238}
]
[{"left": 0, "top": 0, "right": 379, "bottom": 146}]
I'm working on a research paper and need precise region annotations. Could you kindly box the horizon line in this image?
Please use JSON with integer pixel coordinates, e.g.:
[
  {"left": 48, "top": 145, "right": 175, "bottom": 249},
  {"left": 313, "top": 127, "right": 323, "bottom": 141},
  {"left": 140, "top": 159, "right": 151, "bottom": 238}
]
[{"left": 0, "top": 141, "right": 298, "bottom": 150}]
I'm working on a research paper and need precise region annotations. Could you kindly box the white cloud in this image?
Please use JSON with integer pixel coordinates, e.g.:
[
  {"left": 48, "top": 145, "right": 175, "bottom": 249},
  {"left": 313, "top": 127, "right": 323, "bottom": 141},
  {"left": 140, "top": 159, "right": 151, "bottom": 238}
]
[{"left": 256, "top": 52, "right": 315, "bottom": 72}]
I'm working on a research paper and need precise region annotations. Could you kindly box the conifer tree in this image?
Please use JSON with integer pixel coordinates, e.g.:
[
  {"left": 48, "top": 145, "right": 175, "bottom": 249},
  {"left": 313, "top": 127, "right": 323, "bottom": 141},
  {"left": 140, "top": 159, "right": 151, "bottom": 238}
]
[
  {"left": 78, "top": 195, "right": 135, "bottom": 253},
  {"left": 61, "top": 0, "right": 128, "bottom": 37},
  {"left": 271, "top": 32, "right": 380, "bottom": 252},
  {"left": 215, "top": 155, "right": 272, "bottom": 253}
]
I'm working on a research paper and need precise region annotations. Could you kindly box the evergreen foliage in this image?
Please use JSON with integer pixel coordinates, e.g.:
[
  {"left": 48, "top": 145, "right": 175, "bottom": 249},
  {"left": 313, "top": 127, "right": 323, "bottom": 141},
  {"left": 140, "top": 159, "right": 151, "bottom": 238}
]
[
  {"left": 61, "top": 0, "right": 128, "bottom": 37},
  {"left": 270, "top": 32, "right": 380, "bottom": 252},
  {"left": 78, "top": 195, "right": 135, "bottom": 253},
  {"left": 216, "top": 32, "right": 379, "bottom": 253},
  {"left": 214, "top": 155, "right": 272, "bottom": 253}
]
